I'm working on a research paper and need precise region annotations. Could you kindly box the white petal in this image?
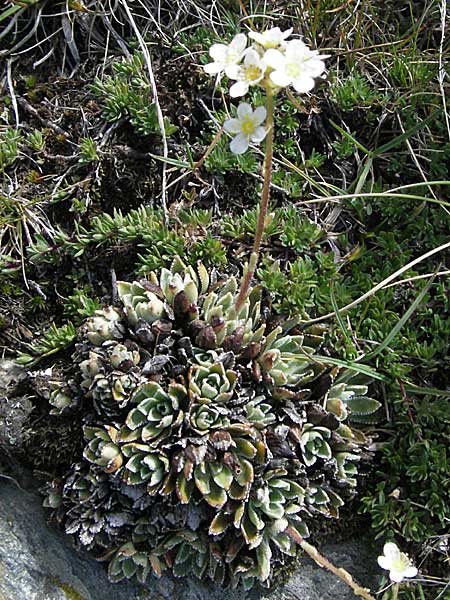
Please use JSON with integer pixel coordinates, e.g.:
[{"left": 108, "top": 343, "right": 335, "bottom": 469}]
[
  {"left": 281, "top": 28, "right": 293, "bottom": 40},
  {"left": 229, "top": 81, "right": 249, "bottom": 97},
  {"left": 244, "top": 48, "right": 262, "bottom": 65},
  {"left": 403, "top": 566, "right": 418, "bottom": 578},
  {"left": 203, "top": 62, "right": 224, "bottom": 75},
  {"left": 230, "top": 33, "right": 247, "bottom": 53},
  {"left": 248, "top": 31, "right": 266, "bottom": 45},
  {"left": 223, "top": 118, "right": 242, "bottom": 134},
  {"left": 230, "top": 133, "right": 249, "bottom": 155},
  {"left": 292, "top": 75, "right": 315, "bottom": 93},
  {"left": 389, "top": 570, "right": 405, "bottom": 583},
  {"left": 377, "top": 556, "right": 392, "bottom": 570},
  {"left": 209, "top": 43, "right": 227, "bottom": 62},
  {"left": 305, "top": 58, "right": 326, "bottom": 77},
  {"left": 285, "top": 39, "right": 308, "bottom": 59},
  {"left": 383, "top": 543, "right": 400, "bottom": 560},
  {"left": 270, "top": 70, "right": 292, "bottom": 88},
  {"left": 250, "top": 126, "right": 267, "bottom": 143},
  {"left": 264, "top": 48, "right": 286, "bottom": 70},
  {"left": 249, "top": 27, "right": 293, "bottom": 49},
  {"left": 252, "top": 105, "right": 267, "bottom": 125},
  {"left": 225, "top": 64, "right": 240, "bottom": 79},
  {"left": 237, "top": 102, "right": 253, "bottom": 119}
]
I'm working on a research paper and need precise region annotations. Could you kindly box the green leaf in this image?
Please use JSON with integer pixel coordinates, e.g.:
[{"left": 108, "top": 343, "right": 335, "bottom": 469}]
[
  {"left": 176, "top": 474, "right": 192, "bottom": 504},
  {"left": 330, "top": 284, "right": 353, "bottom": 346},
  {"left": 211, "top": 464, "right": 233, "bottom": 490},
  {"left": 248, "top": 503, "right": 265, "bottom": 530},
  {"left": 235, "top": 438, "right": 257, "bottom": 458},
  {"left": 241, "top": 515, "right": 262, "bottom": 547},
  {"left": 329, "top": 121, "right": 370, "bottom": 154},
  {"left": 361, "top": 272, "right": 436, "bottom": 362},
  {"left": 204, "top": 485, "right": 227, "bottom": 508},
  {"left": 372, "top": 111, "right": 440, "bottom": 155},
  {"left": 121, "top": 558, "right": 137, "bottom": 579},
  {"left": 315, "top": 357, "right": 388, "bottom": 382},
  {"left": 194, "top": 465, "right": 210, "bottom": 495},
  {"left": 256, "top": 539, "right": 272, "bottom": 581},
  {"left": 149, "top": 153, "right": 191, "bottom": 168},
  {"left": 346, "top": 396, "right": 381, "bottom": 416},
  {"left": 209, "top": 512, "right": 230, "bottom": 535}
]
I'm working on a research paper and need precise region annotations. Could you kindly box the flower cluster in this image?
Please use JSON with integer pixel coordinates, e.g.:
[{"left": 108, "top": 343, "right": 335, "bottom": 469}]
[
  {"left": 203, "top": 27, "right": 327, "bottom": 154},
  {"left": 204, "top": 27, "right": 327, "bottom": 97}
]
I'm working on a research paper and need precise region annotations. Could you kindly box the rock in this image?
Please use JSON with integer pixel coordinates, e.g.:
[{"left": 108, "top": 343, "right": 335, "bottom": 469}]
[
  {"left": 0, "top": 481, "right": 148, "bottom": 600},
  {"left": 0, "top": 359, "right": 32, "bottom": 461},
  {"left": 0, "top": 479, "right": 380, "bottom": 600},
  {"left": 0, "top": 360, "right": 27, "bottom": 392}
]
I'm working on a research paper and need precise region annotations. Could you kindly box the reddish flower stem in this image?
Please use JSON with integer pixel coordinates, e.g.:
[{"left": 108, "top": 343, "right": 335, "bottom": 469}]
[{"left": 235, "top": 89, "right": 274, "bottom": 313}]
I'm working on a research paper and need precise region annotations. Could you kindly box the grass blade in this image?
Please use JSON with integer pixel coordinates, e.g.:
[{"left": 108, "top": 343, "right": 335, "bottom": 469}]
[
  {"left": 359, "top": 271, "right": 437, "bottom": 362},
  {"left": 372, "top": 111, "right": 440, "bottom": 156}
]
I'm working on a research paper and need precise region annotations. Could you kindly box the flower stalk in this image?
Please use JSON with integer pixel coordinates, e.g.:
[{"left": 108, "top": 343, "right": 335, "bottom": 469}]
[
  {"left": 235, "top": 88, "right": 274, "bottom": 312},
  {"left": 298, "top": 538, "right": 377, "bottom": 600},
  {"left": 193, "top": 127, "right": 224, "bottom": 172}
]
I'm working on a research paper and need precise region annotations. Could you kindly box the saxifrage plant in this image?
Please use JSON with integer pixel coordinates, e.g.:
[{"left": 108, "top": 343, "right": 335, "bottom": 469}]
[{"left": 35, "top": 26, "right": 380, "bottom": 598}]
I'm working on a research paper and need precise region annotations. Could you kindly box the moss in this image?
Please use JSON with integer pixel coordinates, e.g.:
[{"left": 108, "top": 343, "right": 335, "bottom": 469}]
[{"left": 49, "top": 577, "right": 87, "bottom": 600}]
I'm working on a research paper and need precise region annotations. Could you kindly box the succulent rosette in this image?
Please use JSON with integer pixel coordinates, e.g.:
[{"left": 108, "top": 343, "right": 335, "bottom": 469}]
[
  {"left": 83, "top": 425, "right": 123, "bottom": 473},
  {"left": 40, "top": 256, "right": 379, "bottom": 589},
  {"left": 189, "top": 362, "right": 238, "bottom": 404},
  {"left": 78, "top": 341, "right": 142, "bottom": 411},
  {"left": 189, "top": 403, "right": 229, "bottom": 434},
  {"left": 117, "top": 281, "right": 165, "bottom": 326},
  {"left": 109, "top": 542, "right": 152, "bottom": 583},
  {"left": 122, "top": 443, "right": 170, "bottom": 493},
  {"left": 325, "top": 382, "right": 381, "bottom": 424},
  {"left": 257, "top": 327, "right": 320, "bottom": 388},
  {"left": 84, "top": 307, "right": 125, "bottom": 346},
  {"left": 299, "top": 423, "right": 332, "bottom": 467},
  {"left": 120, "top": 382, "right": 185, "bottom": 444}
]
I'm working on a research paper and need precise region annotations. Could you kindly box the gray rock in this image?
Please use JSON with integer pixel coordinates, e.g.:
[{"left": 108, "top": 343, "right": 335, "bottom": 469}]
[
  {"left": 0, "top": 479, "right": 380, "bottom": 600},
  {"left": 0, "top": 360, "right": 27, "bottom": 393},
  {"left": 0, "top": 359, "right": 32, "bottom": 460}
]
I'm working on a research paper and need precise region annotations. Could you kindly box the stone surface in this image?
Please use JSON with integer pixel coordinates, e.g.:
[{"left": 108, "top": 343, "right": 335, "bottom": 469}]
[
  {"left": 0, "top": 478, "right": 380, "bottom": 600},
  {"left": 0, "top": 360, "right": 32, "bottom": 461}
]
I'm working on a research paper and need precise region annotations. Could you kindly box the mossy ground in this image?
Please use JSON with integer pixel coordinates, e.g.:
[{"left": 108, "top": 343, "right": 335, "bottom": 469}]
[{"left": 0, "top": 1, "right": 449, "bottom": 598}]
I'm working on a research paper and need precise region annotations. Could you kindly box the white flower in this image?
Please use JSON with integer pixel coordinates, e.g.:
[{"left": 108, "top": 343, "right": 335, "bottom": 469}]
[
  {"left": 203, "top": 33, "right": 247, "bottom": 78},
  {"left": 377, "top": 542, "right": 418, "bottom": 583},
  {"left": 228, "top": 49, "right": 267, "bottom": 98},
  {"left": 264, "top": 39, "right": 327, "bottom": 93},
  {"left": 248, "top": 27, "right": 293, "bottom": 49},
  {"left": 223, "top": 103, "right": 267, "bottom": 154}
]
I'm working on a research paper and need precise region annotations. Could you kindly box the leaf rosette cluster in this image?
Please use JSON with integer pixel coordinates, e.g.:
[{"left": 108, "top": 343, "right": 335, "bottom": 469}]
[{"left": 40, "top": 258, "right": 380, "bottom": 589}]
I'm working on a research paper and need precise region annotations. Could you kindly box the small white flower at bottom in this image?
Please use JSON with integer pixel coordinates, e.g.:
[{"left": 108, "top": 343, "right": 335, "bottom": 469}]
[
  {"left": 223, "top": 103, "right": 267, "bottom": 154},
  {"left": 377, "top": 542, "right": 418, "bottom": 583}
]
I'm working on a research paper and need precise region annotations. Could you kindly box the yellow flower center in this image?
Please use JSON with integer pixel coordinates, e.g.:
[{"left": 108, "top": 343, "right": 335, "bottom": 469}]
[
  {"left": 286, "top": 63, "right": 301, "bottom": 78},
  {"left": 392, "top": 556, "right": 409, "bottom": 571},
  {"left": 244, "top": 65, "right": 262, "bottom": 82},
  {"left": 241, "top": 117, "right": 255, "bottom": 135}
]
